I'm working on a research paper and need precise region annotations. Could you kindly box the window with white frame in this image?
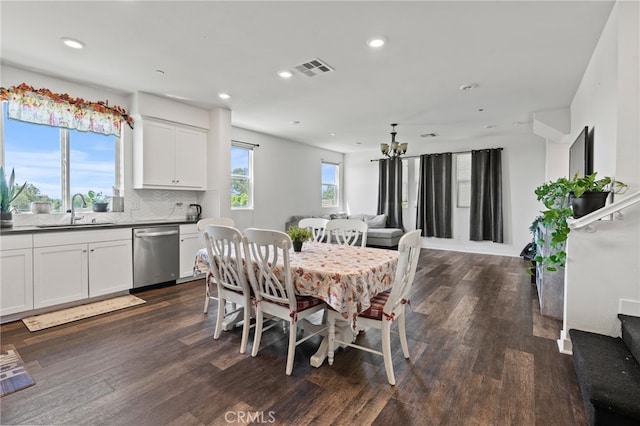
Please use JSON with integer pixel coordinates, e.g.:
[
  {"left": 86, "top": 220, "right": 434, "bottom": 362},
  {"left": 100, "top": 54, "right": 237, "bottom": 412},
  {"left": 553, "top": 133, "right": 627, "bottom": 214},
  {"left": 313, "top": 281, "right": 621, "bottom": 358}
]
[
  {"left": 456, "top": 152, "right": 471, "bottom": 207},
  {"left": 401, "top": 159, "right": 409, "bottom": 207},
  {"left": 321, "top": 161, "right": 339, "bottom": 207},
  {"left": 231, "top": 142, "right": 253, "bottom": 209},
  {"left": 2, "top": 103, "right": 118, "bottom": 213}
]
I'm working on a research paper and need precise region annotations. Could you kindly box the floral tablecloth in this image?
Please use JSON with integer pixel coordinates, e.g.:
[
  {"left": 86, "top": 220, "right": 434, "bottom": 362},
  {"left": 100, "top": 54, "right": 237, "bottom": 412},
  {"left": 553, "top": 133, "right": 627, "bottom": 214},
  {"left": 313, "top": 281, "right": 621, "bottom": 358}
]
[{"left": 195, "top": 242, "right": 399, "bottom": 329}]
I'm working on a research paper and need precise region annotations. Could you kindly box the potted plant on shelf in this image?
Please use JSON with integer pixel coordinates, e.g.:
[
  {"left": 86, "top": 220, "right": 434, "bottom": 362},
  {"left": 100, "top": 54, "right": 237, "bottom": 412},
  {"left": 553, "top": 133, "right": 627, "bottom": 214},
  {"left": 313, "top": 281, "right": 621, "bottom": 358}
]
[
  {"left": 87, "top": 190, "right": 110, "bottom": 212},
  {"left": 532, "top": 172, "right": 627, "bottom": 271},
  {"left": 286, "top": 226, "right": 313, "bottom": 252},
  {"left": 0, "top": 167, "right": 27, "bottom": 228}
]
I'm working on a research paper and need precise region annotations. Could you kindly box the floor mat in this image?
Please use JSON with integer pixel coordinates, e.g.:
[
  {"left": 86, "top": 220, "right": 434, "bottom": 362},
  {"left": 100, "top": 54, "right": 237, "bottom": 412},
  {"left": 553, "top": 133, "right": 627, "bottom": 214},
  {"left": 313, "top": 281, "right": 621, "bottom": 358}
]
[
  {"left": 1, "top": 344, "right": 36, "bottom": 397},
  {"left": 21, "top": 295, "right": 146, "bottom": 331}
]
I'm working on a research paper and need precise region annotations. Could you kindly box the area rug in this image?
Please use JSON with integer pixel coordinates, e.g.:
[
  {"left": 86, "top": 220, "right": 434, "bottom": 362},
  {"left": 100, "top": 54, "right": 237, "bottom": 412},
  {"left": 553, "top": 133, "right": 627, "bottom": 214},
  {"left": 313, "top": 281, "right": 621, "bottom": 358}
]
[
  {"left": 1, "top": 344, "right": 36, "bottom": 397},
  {"left": 21, "top": 295, "right": 146, "bottom": 332}
]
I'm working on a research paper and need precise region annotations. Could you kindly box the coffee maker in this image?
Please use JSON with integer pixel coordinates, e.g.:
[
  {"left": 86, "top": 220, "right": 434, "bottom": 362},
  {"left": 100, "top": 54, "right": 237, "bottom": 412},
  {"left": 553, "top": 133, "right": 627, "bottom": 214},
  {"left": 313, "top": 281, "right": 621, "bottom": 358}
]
[{"left": 186, "top": 204, "right": 201, "bottom": 222}]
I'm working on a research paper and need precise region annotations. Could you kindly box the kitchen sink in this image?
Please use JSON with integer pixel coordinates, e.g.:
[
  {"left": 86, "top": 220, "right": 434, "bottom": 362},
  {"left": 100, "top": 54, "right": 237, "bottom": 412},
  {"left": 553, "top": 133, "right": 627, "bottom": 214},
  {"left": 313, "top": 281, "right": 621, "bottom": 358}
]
[{"left": 36, "top": 222, "right": 115, "bottom": 229}]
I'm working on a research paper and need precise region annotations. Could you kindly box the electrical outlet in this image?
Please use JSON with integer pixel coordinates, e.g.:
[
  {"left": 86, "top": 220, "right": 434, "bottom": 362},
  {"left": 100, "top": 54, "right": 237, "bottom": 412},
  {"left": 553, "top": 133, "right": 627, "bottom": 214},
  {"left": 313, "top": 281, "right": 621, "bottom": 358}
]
[{"left": 176, "top": 202, "right": 183, "bottom": 207}]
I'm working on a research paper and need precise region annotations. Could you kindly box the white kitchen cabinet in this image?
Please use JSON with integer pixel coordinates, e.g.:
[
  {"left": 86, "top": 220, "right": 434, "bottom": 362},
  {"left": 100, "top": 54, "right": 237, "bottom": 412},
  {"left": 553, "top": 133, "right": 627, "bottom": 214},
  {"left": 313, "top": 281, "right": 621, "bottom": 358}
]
[
  {"left": 0, "top": 235, "right": 34, "bottom": 316},
  {"left": 33, "top": 229, "right": 133, "bottom": 309},
  {"left": 89, "top": 239, "right": 133, "bottom": 297},
  {"left": 179, "top": 224, "right": 203, "bottom": 280},
  {"left": 133, "top": 118, "right": 207, "bottom": 190},
  {"left": 33, "top": 243, "right": 88, "bottom": 309}
]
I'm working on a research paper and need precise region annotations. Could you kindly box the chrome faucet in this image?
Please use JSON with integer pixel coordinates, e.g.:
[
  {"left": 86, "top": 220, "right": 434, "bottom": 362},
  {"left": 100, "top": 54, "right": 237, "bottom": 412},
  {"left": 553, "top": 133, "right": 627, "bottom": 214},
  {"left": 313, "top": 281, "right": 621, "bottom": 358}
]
[{"left": 70, "top": 193, "right": 87, "bottom": 224}]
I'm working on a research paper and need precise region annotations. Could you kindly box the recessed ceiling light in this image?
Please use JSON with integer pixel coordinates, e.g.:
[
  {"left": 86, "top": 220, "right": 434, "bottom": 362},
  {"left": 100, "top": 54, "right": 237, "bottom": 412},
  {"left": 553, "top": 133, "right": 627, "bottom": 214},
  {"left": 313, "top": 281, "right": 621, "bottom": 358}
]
[
  {"left": 367, "top": 37, "right": 387, "bottom": 48},
  {"left": 420, "top": 133, "right": 439, "bottom": 138},
  {"left": 61, "top": 37, "right": 85, "bottom": 49},
  {"left": 291, "top": 121, "right": 300, "bottom": 125},
  {"left": 354, "top": 142, "right": 362, "bottom": 145},
  {"left": 460, "top": 83, "right": 478, "bottom": 91},
  {"left": 155, "top": 69, "right": 165, "bottom": 75},
  {"left": 218, "top": 93, "right": 231, "bottom": 100},
  {"left": 278, "top": 70, "right": 293, "bottom": 79},
  {"left": 330, "top": 133, "right": 336, "bottom": 136},
  {"left": 483, "top": 124, "right": 496, "bottom": 129}
]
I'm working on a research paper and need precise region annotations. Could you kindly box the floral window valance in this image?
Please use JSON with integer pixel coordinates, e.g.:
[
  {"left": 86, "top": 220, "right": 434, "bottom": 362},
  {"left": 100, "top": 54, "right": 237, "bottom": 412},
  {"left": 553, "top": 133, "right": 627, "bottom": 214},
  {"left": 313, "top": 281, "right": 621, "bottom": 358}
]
[{"left": 0, "top": 83, "right": 134, "bottom": 137}]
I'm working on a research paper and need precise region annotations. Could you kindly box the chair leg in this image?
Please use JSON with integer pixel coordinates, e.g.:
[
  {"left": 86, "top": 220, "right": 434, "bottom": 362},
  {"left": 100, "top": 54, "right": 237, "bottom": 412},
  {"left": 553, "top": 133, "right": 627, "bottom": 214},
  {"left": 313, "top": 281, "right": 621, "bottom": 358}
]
[
  {"left": 240, "top": 304, "right": 250, "bottom": 354},
  {"left": 328, "top": 315, "right": 336, "bottom": 366},
  {"left": 398, "top": 309, "right": 410, "bottom": 359},
  {"left": 251, "top": 308, "right": 263, "bottom": 358},
  {"left": 213, "top": 293, "right": 225, "bottom": 340},
  {"left": 381, "top": 320, "right": 396, "bottom": 385},
  {"left": 204, "top": 296, "right": 210, "bottom": 314},
  {"left": 285, "top": 321, "right": 297, "bottom": 376}
]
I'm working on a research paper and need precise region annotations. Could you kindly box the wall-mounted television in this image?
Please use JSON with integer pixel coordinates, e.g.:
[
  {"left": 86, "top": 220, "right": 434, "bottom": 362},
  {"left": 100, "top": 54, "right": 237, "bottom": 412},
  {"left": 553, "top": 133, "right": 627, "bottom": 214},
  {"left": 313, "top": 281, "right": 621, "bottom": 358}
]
[{"left": 569, "top": 126, "right": 593, "bottom": 178}]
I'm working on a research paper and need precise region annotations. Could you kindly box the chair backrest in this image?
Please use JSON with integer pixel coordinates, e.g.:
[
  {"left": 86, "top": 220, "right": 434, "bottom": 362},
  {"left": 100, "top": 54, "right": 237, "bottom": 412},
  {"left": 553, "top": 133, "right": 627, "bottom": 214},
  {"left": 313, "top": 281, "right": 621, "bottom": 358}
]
[
  {"left": 197, "top": 217, "right": 235, "bottom": 233},
  {"left": 384, "top": 229, "right": 422, "bottom": 314},
  {"left": 298, "top": 218, "right": 329, "bottom": 243},
  {"left": 326, "top": 219, "right": 368, "bottom": 247},
  {"left": 202, "top": 224, "right": 249, "bottom": 294},
  {"left": 198, "top": 217, "right": 236, "bottom": 246},
  {"left": 243, "top": 228, "right": 296, "bottom": 307}
]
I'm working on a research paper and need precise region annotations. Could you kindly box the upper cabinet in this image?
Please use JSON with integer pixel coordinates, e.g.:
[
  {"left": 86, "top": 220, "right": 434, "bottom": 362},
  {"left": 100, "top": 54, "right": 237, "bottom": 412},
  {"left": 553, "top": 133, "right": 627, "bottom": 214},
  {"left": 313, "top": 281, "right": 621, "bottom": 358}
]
[{"left": 133, "top": 118, "right": 207, "bottom": 190}]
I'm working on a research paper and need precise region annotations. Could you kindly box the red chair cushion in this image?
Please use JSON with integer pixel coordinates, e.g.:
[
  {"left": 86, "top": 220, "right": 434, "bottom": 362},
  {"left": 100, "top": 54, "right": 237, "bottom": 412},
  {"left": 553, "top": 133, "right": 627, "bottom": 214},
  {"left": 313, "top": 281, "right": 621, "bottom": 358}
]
[{"left": 358, "top": 290, "right": 390, "bottom": 320}]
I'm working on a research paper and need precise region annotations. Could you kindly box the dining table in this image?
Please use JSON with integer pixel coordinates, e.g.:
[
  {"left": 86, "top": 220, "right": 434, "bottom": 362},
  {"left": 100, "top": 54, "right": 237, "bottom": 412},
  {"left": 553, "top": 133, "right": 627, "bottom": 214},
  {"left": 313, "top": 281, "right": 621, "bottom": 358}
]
[{"left": 195, "top": 241, "right": 400, "bottom": 367}]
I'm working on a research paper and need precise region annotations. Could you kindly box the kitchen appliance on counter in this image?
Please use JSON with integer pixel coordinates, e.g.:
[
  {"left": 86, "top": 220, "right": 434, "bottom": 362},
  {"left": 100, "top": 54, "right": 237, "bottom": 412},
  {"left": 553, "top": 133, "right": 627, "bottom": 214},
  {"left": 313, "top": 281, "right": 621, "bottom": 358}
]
[
  {"left": 132, "top": 225, "right": 179, "bottom": 288},
  {"left": 186, "top": 204, "right": 201, "bottom": 222}
]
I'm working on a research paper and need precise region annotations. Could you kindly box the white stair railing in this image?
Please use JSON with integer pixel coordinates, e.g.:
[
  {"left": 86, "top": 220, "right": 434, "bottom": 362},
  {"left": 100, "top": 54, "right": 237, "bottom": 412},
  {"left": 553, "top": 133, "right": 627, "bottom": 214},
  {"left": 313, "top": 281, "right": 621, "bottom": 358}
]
[{"left": 567, "top": 191, "right": 640, "bottom": 231}]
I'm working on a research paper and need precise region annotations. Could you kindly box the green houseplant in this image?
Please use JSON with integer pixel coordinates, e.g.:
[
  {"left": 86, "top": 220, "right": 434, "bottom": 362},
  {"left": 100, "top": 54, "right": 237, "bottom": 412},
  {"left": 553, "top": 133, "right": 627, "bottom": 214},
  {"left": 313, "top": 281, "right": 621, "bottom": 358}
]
[
  {"left": 286, "top": 226, "right": 313, "bottom": 252},
  {"left": 533, "top": 172, "right": 627, "bottom": 271},
  {"left": 87, "top": 190, "right": 110, "bottom": 212},
  {"left": 0, "top": 167, "right": 27, "bottom": 228}
]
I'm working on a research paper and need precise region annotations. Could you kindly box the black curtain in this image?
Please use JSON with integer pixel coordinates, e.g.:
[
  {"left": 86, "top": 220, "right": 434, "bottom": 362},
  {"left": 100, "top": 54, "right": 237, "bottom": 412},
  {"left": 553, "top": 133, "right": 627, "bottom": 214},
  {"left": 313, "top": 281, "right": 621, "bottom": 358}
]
[
  {"left": 470, "top": 148, "right": 503, "bottom": 242},
  {"left": 377, "top": 157, "right": 403, "bottom": 229},
  {"left": 416, "top": 153, "right": 452, "bottom": 238}
]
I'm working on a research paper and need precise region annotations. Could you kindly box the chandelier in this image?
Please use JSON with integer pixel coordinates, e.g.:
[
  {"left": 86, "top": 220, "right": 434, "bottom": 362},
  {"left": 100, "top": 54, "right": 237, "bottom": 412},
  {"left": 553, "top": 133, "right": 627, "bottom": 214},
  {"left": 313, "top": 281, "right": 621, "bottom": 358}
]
[{"left": 380, "top": 123, "right": 408, "bottom": 158}]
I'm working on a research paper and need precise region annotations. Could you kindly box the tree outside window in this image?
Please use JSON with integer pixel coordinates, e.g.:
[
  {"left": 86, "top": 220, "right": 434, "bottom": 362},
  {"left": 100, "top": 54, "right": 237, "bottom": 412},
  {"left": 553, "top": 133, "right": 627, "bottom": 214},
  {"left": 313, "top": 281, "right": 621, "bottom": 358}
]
[
  {"left": 231, "top": 144, "right": 253, "bottom": 209},
  {"left": 322, "top": 162, "right": 339, "bottom": 207}
]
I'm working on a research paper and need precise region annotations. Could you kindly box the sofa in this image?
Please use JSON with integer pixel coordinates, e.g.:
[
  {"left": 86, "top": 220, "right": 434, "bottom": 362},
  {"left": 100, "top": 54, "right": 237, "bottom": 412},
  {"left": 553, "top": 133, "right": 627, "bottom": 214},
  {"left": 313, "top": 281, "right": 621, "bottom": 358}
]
[{"left": 285, "top": 212, "right": 404, "bottom": 248}]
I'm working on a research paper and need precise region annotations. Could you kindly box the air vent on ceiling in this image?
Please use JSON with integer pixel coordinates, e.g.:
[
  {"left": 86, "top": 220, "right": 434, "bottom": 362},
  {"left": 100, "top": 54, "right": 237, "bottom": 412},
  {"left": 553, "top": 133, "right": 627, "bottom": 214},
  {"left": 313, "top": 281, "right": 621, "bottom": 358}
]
[
  {"left": 294, "top": 58, "right": 334, "bottom": 77},
  {"left": 420, "top": 132, "right": 439, "bottom": 138}
]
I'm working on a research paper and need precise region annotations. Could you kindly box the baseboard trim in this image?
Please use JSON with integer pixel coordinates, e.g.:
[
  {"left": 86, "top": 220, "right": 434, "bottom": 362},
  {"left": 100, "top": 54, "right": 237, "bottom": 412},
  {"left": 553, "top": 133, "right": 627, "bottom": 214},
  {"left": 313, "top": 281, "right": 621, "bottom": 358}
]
[
  {"left": 558, "top": 330, "right": 573, "bottom": 355},
  {"left": 619, "top": 299, "right": 640, "bottom": 316}
]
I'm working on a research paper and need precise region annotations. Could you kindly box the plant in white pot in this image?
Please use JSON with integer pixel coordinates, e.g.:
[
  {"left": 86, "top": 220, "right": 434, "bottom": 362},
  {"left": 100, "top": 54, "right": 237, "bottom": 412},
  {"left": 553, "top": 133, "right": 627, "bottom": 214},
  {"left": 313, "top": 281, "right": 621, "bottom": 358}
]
[
  {"left": 86, "top": 190, "right": 110, "bottom": 212},
  {"left": 0, "top": 167, "right": 27, "bottom": 227}
]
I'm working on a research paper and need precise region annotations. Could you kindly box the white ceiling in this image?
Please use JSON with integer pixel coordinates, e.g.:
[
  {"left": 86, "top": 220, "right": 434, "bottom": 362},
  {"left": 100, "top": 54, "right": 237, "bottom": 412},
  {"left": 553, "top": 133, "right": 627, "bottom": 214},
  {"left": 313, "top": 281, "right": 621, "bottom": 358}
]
[{"left": 1, "top": 1, "right": 614, "bottom": 153}]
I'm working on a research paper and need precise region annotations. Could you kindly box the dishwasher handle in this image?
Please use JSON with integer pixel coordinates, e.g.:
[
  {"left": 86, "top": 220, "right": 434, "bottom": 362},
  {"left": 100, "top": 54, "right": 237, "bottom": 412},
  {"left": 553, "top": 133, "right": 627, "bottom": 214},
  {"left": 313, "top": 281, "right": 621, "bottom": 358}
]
[{"left": 134, "top": 230, "right": 179, "bottom": 238}]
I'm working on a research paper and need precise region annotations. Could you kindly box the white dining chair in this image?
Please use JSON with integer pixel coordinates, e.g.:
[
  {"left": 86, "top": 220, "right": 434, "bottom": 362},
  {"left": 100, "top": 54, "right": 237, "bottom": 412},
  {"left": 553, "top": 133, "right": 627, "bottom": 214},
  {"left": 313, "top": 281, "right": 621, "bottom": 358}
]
[
  {"left": 243, "top": 228, "right": 327, "bottom": 375},
  {"left": 327, "top": 229, "right": 422, "bottom": 385},
  {"left": 197, "top": 217, "right": 235, "bottom": 313},
  {"left": 326, "top": 219, "right": 368, "bottom": 247},
  {"left": 298, "top": 218, "right": 329, "bottom": 243},
  {"left": 203, "top": 224, "right": 253, "bottom": 354}
]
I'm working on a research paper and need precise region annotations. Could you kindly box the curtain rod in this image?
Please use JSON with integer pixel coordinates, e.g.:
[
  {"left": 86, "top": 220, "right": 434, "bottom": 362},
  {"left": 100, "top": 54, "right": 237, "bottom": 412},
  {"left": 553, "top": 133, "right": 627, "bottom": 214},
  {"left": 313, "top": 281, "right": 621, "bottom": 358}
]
[
  {"left": 232, "top": 139, "right": 260, "bottom": 148},
  {"left": 370, "top": 147, "right": 503, "bottom": 162}
]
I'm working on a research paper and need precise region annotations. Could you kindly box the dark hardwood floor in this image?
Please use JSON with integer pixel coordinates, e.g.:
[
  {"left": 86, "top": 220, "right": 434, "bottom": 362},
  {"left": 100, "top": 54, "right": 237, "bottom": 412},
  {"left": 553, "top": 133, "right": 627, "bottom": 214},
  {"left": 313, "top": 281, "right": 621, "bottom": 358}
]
[{"left": 0, "top": 249, "right": 587, "bottom": 425}]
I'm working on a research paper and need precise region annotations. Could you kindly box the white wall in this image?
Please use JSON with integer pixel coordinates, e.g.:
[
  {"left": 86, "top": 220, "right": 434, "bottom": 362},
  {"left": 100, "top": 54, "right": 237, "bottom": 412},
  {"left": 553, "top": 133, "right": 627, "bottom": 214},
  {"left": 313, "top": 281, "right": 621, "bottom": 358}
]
[
  {"left": 344, "top": 132, "right": 546, "bottom": 257},
  {"left": 229, "top": 127, "right": 344, "bottom": 232},
  {"left": 559, "top": 0, "right": 640, "bottom": 351}
]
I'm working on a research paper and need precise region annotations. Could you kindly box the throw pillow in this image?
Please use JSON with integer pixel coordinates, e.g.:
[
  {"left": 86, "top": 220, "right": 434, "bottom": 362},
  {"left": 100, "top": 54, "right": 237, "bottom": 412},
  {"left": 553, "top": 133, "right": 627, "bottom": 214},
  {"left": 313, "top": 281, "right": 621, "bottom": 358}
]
[
  {"left": 365, "top": 214, "right": 387, "bottom": 229},
  {"left": 348, "top": 214, "right": 365, "bottom": 222},
  {"left": 330, "top": 212, "right": 348, "bottom": 220}
]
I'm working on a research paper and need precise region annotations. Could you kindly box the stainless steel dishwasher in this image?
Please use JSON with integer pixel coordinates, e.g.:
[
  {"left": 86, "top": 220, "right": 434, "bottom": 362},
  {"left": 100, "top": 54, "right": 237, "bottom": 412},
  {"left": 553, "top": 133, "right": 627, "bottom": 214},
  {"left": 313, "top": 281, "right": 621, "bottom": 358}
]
[{"left": 132, "top": 225, "right": 180, "bottom": 288}]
